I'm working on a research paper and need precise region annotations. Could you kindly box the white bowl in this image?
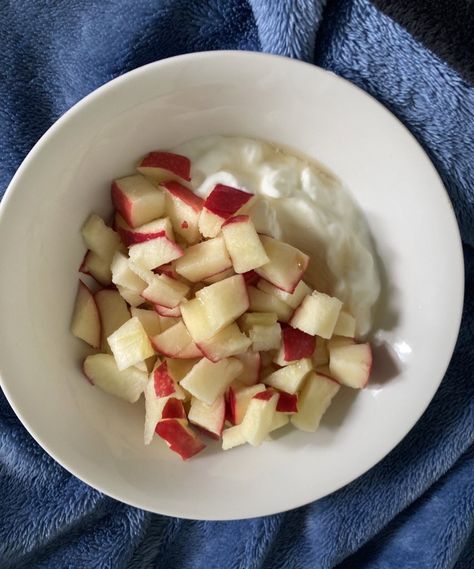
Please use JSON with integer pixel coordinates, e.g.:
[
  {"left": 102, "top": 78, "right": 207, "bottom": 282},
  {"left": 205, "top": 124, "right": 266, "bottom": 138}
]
[{"left": 0, "top": 51, "right": 464, "bottom": 520}]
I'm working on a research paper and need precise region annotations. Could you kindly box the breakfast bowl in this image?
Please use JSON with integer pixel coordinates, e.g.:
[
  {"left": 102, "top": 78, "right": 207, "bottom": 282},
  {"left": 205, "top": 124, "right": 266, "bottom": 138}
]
[{"left": 0, "top": 51, "right": 464, "bottom": 520}]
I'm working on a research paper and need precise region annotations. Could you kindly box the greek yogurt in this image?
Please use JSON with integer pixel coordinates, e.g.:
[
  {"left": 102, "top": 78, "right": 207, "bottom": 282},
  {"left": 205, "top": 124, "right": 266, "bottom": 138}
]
[{"left": 173, "top": 136, "right": 380, "bottom": 336}]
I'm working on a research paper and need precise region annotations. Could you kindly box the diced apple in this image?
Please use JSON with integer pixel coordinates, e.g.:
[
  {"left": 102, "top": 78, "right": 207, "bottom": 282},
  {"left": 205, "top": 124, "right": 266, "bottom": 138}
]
[
  {"left": 161, "top": 181, "right": 203, "bottom": 244},
  {"left": 154, "top": 304, "right": 182, "bottom": 318},
  {"left": 176, "top": 341, "right": 203, "bottom": 359},
  {"left": 333, "top": 311, "right": 356, "bottom": 338},
  {"left": 255, "top": 235, "right": 309, "bottom": 293},
  {"left": 234, "top": 352, "right": 261, "bottom": 386},
  {"left": 329, "top": 343, "right": 372, "bottom": 388},
  {"left": 238, "top": 312, "right": 278, "bottom": 332},
  {"left": 130, "top": 307, "right": 162, "bottom": 337},
  {"left": 273, "top": 326, "right": 315, "bottom": 365},
  {"left": 290, "top": 291, "right": 342, "bottom": 339},
  {"left": 161, "top": 397, "right": 187, "bottom": 419},
  {"left": 202, "top": 267, "right": 235, "bottom": 284},
  {"left": 152, "top": 360, "right": 186, "bottom": 398},
  {"left": 141, "top": 274, "right": 190, "bottom": 308},
  {"left": 107, "top": 316, "right": 154, "bottom": 370},
  {"left": 115, "top": 214, "right": 174, "bottom": 245},
  {"left": 249, "top": 323, "right": 282, "bottom": 352},
  {"left": 111, "top": 252, "right": 147, "bottom": 295},
  {"left": 221, "top": 215, "right": 269, "bottom": 273},
  {"left": 247, "top": 286, "right": 293, "bottom": 322},
  {"left": 270, "top": 412, "right": 290, "bottom": 432},
  {"left": 112, "top": 174, "right": 165, "bottom": 228},
  {"left": 180, "top": 357, "right": 243, "bottom": 405},
  {"left": 174, "top": 237, "right": 232, "bottom": 282},
  {"left": 188, "top": 395, "right": 226, "bottom": 439},
  {"left": 151, "top": 320, "right": 195, "bottom": 358},
  {"left": 95, "top": 289, "right": 130, "bottom": 352},
  {"left": 276, "top": 390, "right": 298, "bottom": 413},
  {"left": 81, "top": 214, "right": 122, "bottom": 269},
  {"left": 116, "top": 285, "right": 144, "bottom": 307},
  {"left": 240, "top": 391, "right": 279, "bottom": 446},
  {"left": 155, "top": 419, "right": 206, "bottom": 460},
  {"left": 291, "top": 372, "right": 340, "bottom": 432},
  {"left": 79, "top": 250, "right": 112, "bottom": 285},
  {"left": 199, "top": 184, "right": 254, "bottom": 238},
  {"left": 257, "top": 278, "right": 312, "bottom": 309},
  {"left": 128, "top": 234, "right": 184, "bottom": 270},
  {"left": 312, "top": 338, "right": 329, "bottom": 367},
  {"left": 263, "top": 358, "right": 312, "bottom": 394},
  {"left": 71, "top": 281, "right": 101, "bottom": 348},
  {"left": 83, "top": 353, "right": 147, "bottom": 403},
  {"left": 137, "top": 151, "right": 191, "bottom": 183},
  {"left": 222, "top": 425, "right": 246, "bottom": 450},
  {"left": 197, "top": 323, "right": 251, "bottom": 362},
  {"left": 227, "top": 383, "right": 266, "bottom": 424}
]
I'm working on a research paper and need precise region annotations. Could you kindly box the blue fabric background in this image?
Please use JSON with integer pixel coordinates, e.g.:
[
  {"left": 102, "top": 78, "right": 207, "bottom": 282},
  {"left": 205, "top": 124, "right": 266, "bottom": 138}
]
[{"left": 0, "top": 1, "right": 473, "bottom": 567}]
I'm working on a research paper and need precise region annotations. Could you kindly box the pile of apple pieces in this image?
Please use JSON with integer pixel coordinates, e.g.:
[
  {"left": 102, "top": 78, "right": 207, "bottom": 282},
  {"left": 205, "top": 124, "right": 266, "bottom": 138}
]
[{"left": 71, "top": 150, "right": 373, "bottom": 460}]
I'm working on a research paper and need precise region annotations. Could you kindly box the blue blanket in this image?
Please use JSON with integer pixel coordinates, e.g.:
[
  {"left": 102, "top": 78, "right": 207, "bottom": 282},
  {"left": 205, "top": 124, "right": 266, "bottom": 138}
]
[{"left": 0, "top": 1, "right": 473, "bottom": 567}]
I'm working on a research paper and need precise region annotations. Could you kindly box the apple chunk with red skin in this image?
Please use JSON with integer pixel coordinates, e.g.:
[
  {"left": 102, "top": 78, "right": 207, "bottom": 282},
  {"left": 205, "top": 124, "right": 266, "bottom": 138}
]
[
  {"left": 161, "top": 181, "right": 203, "bottom": 244},
  {"left": 240, "top": 389, "right": 279, "bottom": 446},
  {"left": 112, "top": 174, "right": 165, "bottom": 228},
  {"left": 329, "top": 342, "right": 372, "bottom": 388},
  {"left": 290, "top": 290, "right": 342, "bottom": 339},
  {"left": 161, "top": 397, "right": 186, "bottom": 419},
  {"left": 115, "top": 214, "right": 174, "bottom": 246},
  {"left": 227, "top": 383, "right": 266, "bottom": 424},
  {"left": 155, "top": 419, "right": 206, "bottom": 460},
  {"left": 137, "top": 151, "right": 191, "bottom": 183},
  {"left": 197, "top": 323, "right": 251, "bottom": 362},
  {"left": 141, "top": 274, "right": 190, "bottom": 308},
  {"left": 95, "top": 288, "right": 130, "bottom": 352},
  {"left": 174, "top": 237, "right": 232, "bottom": 283},
  {"left": 274, "top": 326, "right": 316, "bottom": 365},
  {"left": 107, "top": 316, "right": 155, "bottom": 371},
  {"left": 276, "top": 390, "right": 298, "bottom": 413},
  {"left": 199, "top": 184, "right": 254, "bottom": 238},
  {"left": 291, "top": 372, "right": 340, "bottom": 432},
  {"left": 128, "top": 234, "right": 184, "bottom": 271},
  {"left": 151, "top": 320, "right": 200, "bottom": 359},
  {"left": 71, "top": 281, "right": 101, "bottom": 348},
  {"left": 263, "top": 358, "right": 313, "bottom": 394},
  {"left": 188, "top": 395, "right": 226, "bottom": 439},
  {"left": 221, "top": 215, "right": 269, "bottom": 273}
]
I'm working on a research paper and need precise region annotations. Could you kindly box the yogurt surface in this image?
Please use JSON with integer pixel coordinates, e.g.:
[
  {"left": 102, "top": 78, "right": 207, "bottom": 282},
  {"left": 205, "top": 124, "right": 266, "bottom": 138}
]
[{"left": 173, "top": 136, "right": 380, "bottom": 336}]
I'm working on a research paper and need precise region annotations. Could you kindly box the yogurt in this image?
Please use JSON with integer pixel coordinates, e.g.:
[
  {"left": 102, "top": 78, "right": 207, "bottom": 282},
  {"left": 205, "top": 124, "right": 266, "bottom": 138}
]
[{"left": 173, "top": 136, "right": 380, "bottom": 336}]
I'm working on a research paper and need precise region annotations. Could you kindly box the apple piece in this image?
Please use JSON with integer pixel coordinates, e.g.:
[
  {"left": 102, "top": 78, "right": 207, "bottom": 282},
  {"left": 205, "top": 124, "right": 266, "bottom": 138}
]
[
  {"left": 255, "top": 235, "right": 309, "bottom": 293},
  {"left": 79, "top": 250, "right": 112, "bottom": 285},
  {"left": 151, "top": 320, "right": 194, "bottom": 357},
  {"left": 270, "top": 412, "right": 290, "bottom": 432},
  {"left": 273, "top": 326, "right": 316, "bottom": 365},
  {"left": 234, "top": 352, "right": 261, "bottom": 386},
  {"left": 115, "top": 214, "right": 174, "bottom": 246},
  {"left": 222, "top": 425, "right": 246, "bottom": 450},
  {"left": 154, "top": 304, "right": 182, "bottom": 318},
  {"left": 199, "top": 184, "right": 254, "bottom": 238},
  {"left": 165, "top": 357, "right": 199, "bottom": 382},
  {"left": 130, "top": 307, "right": 162, "bottom": 337},
  {"left": 263, "top": 358, "right": 313, "bottom": 394},
  {"left": 141, "top": 274, "right": 190, "bottom": 308},
  {"left": 333, "top": 311, "right": 356, "bottom": 338},
  {"left": 83, "top": 353, "right": 147, "bottom": 403},
  {"left": 221, "top": 215, "right": 269, "bottom": 273},
  {"left": 188, "top": 395, "right": 226, "bottom": 438},
  {"left": 107, "top": 316, "right": 155, "bottom": 370},
  {"left": 290, "top": 291, "right": 343, "bottom": 339},
  {"left": 155, "top": 419, "right": 206, "bottom": 460},
  {"left": 180, "top": 357, "right": 243, "bottom": 405},
  {"left": 249, "top": 324, "right": 282, "bottom": 352},
  {"left": 243, "top": 270, "right": 260, "bottom": 286},
  {"left": 95, "top": 288, "right": 130, "bottom": 352},
  {"left": 161, "top": 181, "right": 203, "bottom": 244},
  {"left": 153, "top": 360, "right": 186, "bottom": 398},
  {"left": 111, "top": 252, "right": 147, "bottom": 295},
  {"left": 276, "top": 390, "right": 298, "bottom": 413},
  {"left": 161, "top": 397, "right": 187, "bottom": 419},
  {"left": 238, "top": 312, "right": 278, "bottom": 332},
  {"left": 128, "top": 234, "right": 184, "bottom": 271},
  {"left": 256, "top": 278, "right": 312, "bottom": 309},
  {"left": 112, "top": 174, "right": 165, "bottom": 228},
  {"left": 329, "top": 343, "right": 372, "bottom": 388},
  {"left": 228, "top": 383, "right": 266, "bottom": 424},
  {"left": 202, "top": 267, "right": 235, "bottom": 284},
  {"left": 81, "top": 214, "right": 122, "bottom": 269},
  {"left": 291, "top": 372, "right": 340, "bottom": 432},
  {"left": 175, "top": 237, "right": 232, "bottom": 283},
  {"left": 176, "top": 341, "right": 203, "bottom": 359},
  {"left": 247, "top": 286, "right": 293, "bottom": 322},
  {"left": 116, "top": 285, "right": 144, "bottom": 307},
  {"left": 312, "top": 338, "right": 329, "bottom": 367},
  {"left": 137, "top": 151, "right": 191, "bottom": 183},
  {"left": 71, "top": 281, "right": 101, "bottom": 348},
  {"left": 240, "top": 391, "right": 279, "bottom": 446},
  {"left": 197, "top": 323, "right": 251, "bottom": 362}
]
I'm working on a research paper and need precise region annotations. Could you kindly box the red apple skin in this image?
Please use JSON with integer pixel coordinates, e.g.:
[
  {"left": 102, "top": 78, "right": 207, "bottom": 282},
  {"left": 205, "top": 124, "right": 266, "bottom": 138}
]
[
  {"left": 254, "top": 389, "right": 275, "bottom": 401},
  {"left": 276, "top": 391, "right": 298, "bottom": 413},
  {"left": 155, "top": 420, "right": 206, "bottom": 460},
  {"left": 221, "top": 214, "right": 250, "bottom": 227},
  {"left": 120, "top": 228, "right": 165, "bottom": 246},
  {"left": 161, "top": 181, "right": 203, "bottom": 211},
  {"left": 161, "top": 398, "right": 186, "bottom": 419},
  {"left": 203, "top": 184, "right": 253, "bottom": 218},
  {"left": 140, "top": 152, "right": 191, "bottom": 181},
  {"left": 111, "top": 181, "right": 135, "bottom": 227},
  {"left": 153, "top": 361, "right": 176, "bottom": 397},
  {"left": 242, "top": 270, "right": 259, "bottom": 286},
  {"left": 282, "top": 326, "right": 316, "bottom": 361}
]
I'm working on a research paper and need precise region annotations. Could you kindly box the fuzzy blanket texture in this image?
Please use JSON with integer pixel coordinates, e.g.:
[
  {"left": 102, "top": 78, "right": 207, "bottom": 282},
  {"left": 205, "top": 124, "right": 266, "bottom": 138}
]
[{"left": 0, "top": 1, "right": 473, "bottom": 568}]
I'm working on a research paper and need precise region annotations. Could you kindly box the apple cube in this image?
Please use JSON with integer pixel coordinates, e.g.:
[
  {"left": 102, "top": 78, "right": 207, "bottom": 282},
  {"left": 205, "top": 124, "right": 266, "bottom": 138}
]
[
  {"left": 141, "top": 274, "right": 190, "bottom": 308},
  {"left": 329, "top": 343, "right": 372, "bottom": 388},
  {"left": 222, "top": 425, "right": 246, "bottom": 450},
  {"left": 155, "top": 419, "right": 206, "bottom": 460},
  {"left": 81, "top": 214, "right": 122, "bottom": 268},
  {"left": 107, "top": 316, "right": 154, "bottom": 370},
  {"left": 276, "top": 390, "right": 298, "bottom": 413},
  {"left": 312, "top": 338, "right": 329, "bottom": 367},
  {"left": 255, "top": 235, "right": 309, "bottom": 293},
  {"left": 273, "top": 326, "right": 316, "bottom": 365},
  {"left": 116, "top": 285, "right": 144, "bottom": 307},
  {"left": 233, "top": 352, "right": 261, "bottom": 386},
  {"left": 257, "top": 278, "right": 312, "bottom": 309},
  {"left": 111, "top": 252, "right": 147, "bottom": 295},
  {"left": 95, "top": 289, "right": 130, "bottom": 352},
  {"left": 290, "top": 291, "right": 342, "bottom": 339},
  {"left": 249, "top": 323, "right": 282, "bottom": 352},
  {"left": 202, "top": 268, "right": 235, "bottom": 284},
  {"left": 333, "top": 311, "right": 356, "bottom": 338},
  {"left": 174, "top": 237, "right": 232, "bottom": 282},
  {"left": 221, "top": 215, "right": 269, "bottom": 273},
  {"left": 227, "top": 383, "right": 266, "bottom": 424},
  {"left": 79, "top": 250, "right": 112, "bottom": 285},
  {"left": 161, "top": 397, "right": 187, "bottom": 419},
  {"left": 199, "top": 184, "right": 254, "bottom": 238},
  {"left": 197, "top": 323, "right": 251, "bottom": 362},
  {"left": 83, "top": 353, "right": 147, "bottom": 403},
  {"left": 71, "top": 281, "right": 101, "bottom": 348},
  {"left": 153, "top": 360, "right": 186, "bottom": 398},
  {"left": 112, "top": 174, "right": 165, "bottom": 228},
  {"left": 128, "top": 234, "right": 184, "bottom": 270},
  {"left": 238, "top": 312, "right": 278, "bottom": 332},
  {"left": 115, "top": 214, "right": 174, "bottom": 245},
  {"left": 161, "top": 181, "right": 203, "bottom": 244},
  {"left": 291, "top": 372, "right": 340, "bottom": 432},
  {"left": 188, "top": 395, "right": 226, "bottom": 439},
  {"left": 180, "top": 357, "right": 243, "bottom": 405},
  {"left": 137, "top": 150, "right": 191, "bottom": 182},
  {"left": 151, "top": 320, "right": 195, "bottom": 358},
  {"left": 130, "top": 307, "right": 162, "bottom": 337},
  {"left": 240, "top": 391, "right": 279, "bottom": 446},
  {"left": 247, "top": 286, "right": 293, "bottom": 322},
  {"left": 263, "top": 358, "right": 312, "bottom": 394}
]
